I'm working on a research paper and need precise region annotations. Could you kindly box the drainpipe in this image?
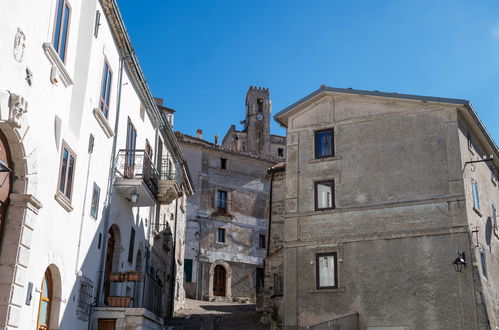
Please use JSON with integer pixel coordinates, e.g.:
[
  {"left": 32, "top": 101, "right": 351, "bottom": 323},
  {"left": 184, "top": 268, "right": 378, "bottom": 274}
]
[
  {"left": 94, "top": 55, "right": 127, "bottom": 307},
  {"left": 168, "top": 197, "right": 179, "bottom": 318},
  {"left": 266, "top": 172, "right": 274, "bottom": 257},
  {"left": 75, "top": 139, "right": 94, "bottom": 276}
]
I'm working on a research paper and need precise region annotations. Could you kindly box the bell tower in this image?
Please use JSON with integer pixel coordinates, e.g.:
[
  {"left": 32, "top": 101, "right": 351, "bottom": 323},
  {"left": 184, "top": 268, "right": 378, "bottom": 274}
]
[{"left": 245, "top": 86, "right": 271, "bottom": 154}]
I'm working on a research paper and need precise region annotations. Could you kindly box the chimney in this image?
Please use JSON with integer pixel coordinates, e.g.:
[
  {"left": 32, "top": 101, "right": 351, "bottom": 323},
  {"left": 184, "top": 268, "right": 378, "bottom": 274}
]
[
  {"left": 214, "top": 134, "right": 220, "bottom": 145},
  {"left": 196, "top": 129, "right": 203, "bottom": 140}
]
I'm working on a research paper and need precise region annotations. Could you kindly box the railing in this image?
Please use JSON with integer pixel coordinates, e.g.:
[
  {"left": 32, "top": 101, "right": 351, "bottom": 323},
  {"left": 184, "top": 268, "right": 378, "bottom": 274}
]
[
  {"left": 306, "top": 313, "right": 359, "bottom": 330},
  {"left": 104, "top": 271, "right": 164, "bottom": 318},
  {"left": 159, "top": 155, "right": 178, "bottom": 181},
  {"left": 115, "top": 149, "right": 159, "bottom": 196}
]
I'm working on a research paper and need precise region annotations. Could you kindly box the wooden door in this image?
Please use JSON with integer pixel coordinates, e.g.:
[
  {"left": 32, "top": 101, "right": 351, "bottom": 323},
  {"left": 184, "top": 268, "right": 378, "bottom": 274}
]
[
  {"left": 103, "top": 229, "right": 115, "bottom": 300},
  {"left": 213, "top": 265, "right": 226, "bottom": 297},
  {"left": 98, "top": 319, "right": 116, "bottom": 330}
]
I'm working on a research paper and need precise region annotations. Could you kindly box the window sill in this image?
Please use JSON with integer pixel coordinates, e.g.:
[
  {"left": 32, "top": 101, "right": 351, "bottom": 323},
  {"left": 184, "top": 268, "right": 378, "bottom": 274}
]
[
  {"left": 473, "top": 207, "right": 482, "bottom": 217},
  {"left": 216, "top": 241, "right": 228, "bottom": 245},
  {"left": 42, "top": 42, "right": 73, "bottom": 87},
  {"left": 54, "top": 193, "right": 73, "bottom": 212},
  {"left": 309, "top": 155, "right": 342, "bottom": 163},
  {"left": 309, "top": 287, "right": 345, "bottom": 294},
  {"left": 93, "top": 108, "right": 115, "bottom": 138}
]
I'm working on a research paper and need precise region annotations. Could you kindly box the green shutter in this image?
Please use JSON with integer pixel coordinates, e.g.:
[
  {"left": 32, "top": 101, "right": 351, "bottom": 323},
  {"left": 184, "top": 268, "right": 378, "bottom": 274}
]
[{"left": 184, "top": 259, "right": 193, "bottom": 282}]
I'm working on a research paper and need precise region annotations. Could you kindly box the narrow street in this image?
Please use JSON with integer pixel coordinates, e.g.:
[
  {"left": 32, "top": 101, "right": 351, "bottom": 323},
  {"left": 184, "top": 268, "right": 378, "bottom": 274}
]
[{"left": 166, "top": 299, "right": 269, "bottom": 330}]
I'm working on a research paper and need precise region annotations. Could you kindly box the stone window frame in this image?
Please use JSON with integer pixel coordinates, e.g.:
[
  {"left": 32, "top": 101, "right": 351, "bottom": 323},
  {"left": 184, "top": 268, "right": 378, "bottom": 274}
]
[
  {"left": 217, "top": 227, "right": 226, "bottom": 244},
  {"left": 89, "top": 182, "right": 100, "bottom": 220},
  {"left": 314, "top": 127, "right": 335, "bottom": 159},
  {"left": 219, "top": 157, "right": 228, "bottom": 170},
  {"left": 309, "top": 246, "right": 344, "bottom": 293},
  {"left": 99, "top": 58, "right": 113, "bottom": 119},
  {"left": 213, "top": 188, "right": 231, "bottom": 215},
  {"left": 258, "top": 234, "right": 266, "bottom": 249},
  {"left": 55, "top": 140, "right": 77, "bottom": 210},
  {"left": 314, "top": 179, "right": 335, "bottom": 211}
]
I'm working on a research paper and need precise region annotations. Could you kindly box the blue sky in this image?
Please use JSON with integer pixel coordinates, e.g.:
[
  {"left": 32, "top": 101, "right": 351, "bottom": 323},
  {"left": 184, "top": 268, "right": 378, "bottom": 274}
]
[{"left": 118, "top": 0, "right": 499, "bottom": 144}]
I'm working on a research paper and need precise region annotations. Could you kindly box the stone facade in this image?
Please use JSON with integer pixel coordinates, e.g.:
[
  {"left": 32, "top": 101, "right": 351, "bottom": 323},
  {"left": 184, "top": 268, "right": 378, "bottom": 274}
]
[
  {"left": 0, "top": 1, "right": 192, "bottom": 329},
  {"left": 178, "top": 131, "right": 278, "bottom": 303},
  {"left": 264, "top": 86, "right": 499, "bottom": 329}
]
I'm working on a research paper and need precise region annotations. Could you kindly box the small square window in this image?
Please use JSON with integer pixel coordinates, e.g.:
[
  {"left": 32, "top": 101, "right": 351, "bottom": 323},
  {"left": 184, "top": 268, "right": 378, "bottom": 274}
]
[
  {"left": 90, "top": 183, "right": 100, "bottom": 219},
  {"left": 316, "top": 252, "right": 338, "bottom": 289},
  {"left": 315, "top": 128, "right": 334, "bottom": 158},
  {"left": 220, "top": 158, "right": 227, "bottom": 170},
  {"left": 259, "top": 234, "right": 266, "bottom": 249},
  {"left": 315, "top": 180, "right": 335, "bottom": 211},
  {"left": 472, "top": 179, "right": 480, "bottom": 211},
  {"left": 467, "top": 133, "right": 473, "bottom": 150},
  {"left": 217, "top": 228, "right": 226, "bottom": 243},
  {"left": 278, "top": 148, "right": 284, "bottom": 157}
]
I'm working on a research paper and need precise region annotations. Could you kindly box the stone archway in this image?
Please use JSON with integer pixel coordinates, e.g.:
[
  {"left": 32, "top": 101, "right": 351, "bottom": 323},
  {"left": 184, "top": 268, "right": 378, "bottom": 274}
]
[
  {"left": 0, "top": 91, "right": 41, "bottom": 329},
  {"left": 208, "top": 260, "right": 232, "bottom": 301}
]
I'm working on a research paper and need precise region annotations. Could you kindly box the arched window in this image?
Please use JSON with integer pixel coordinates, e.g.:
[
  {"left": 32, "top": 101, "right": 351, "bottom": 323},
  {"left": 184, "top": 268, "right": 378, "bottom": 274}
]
[{"left": 37, "top": 269, "right": 53, "bottom": 330}]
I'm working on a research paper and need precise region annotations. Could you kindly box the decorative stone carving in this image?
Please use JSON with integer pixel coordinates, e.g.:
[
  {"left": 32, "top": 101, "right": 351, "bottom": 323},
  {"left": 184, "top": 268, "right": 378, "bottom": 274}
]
[
  {"left": 8, "top": 93, "right": 28, "bottom": 128},
  {"left": 13, "top": 28, "right": 26, "bottom": 63}
]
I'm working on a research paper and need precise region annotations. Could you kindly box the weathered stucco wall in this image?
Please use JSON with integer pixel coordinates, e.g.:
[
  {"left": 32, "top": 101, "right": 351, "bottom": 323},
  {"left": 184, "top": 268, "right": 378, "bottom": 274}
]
[{"left": 273, "top": 91, "right": 497, "bottom": 329}]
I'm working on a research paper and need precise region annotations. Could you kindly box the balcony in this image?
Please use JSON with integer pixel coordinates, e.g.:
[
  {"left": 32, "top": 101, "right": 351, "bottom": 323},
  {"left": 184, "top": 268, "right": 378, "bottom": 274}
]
[
  {"left": 157, "top": 155, "right": 182, "bottom": 204},
  {"left": 114, "top": 150, "right": 158, "bottom": 207}
]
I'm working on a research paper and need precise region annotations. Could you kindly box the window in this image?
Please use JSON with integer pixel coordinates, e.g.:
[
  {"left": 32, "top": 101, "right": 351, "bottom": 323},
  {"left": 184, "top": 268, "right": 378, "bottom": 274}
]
[
  {"left": 220, "top": 158, "right": 227, "bottom": 170},
  {"left": 273, "top": 273, "right": 283, "bottom": 297},
  {"left": 278, "top": 148, "right": 284, "bottom": 157},
  {"left": 99, "top": 60, "right": 113, "bottom": 119},
  {"left": 93, "top": 10, "right": 101, "bottom": 38},
  {"left": 37, "top": 269, "right": 53, "bottom": 329},
  {"left": 184, "top": 259, "right": 193, "bottom": 282},
  {"left": 316, "top": 252, "right": 338, "bottom": 289},
  {"left": 315, "top": 180, "right": 335, "bottom": 211},
  {"left": 472, "top": 179, "right": 480, "bottom": 211},
  {"left": 217, "top": 190, "right": 227, "bottom": 212},
  {"left": 259, "top": 234, "right": 266, "bottom": 249},
  {"left": 90, "top": 183, "right": 100, "bottom": 219},
  {"left": 467, "top": 133, "right": 473, "bottom": 150},
  {"left": 217, "top": 228, "right": 226, "bottom": 243},
  {"left": 76, "top": 276, "right": 93, "bottom": 321},
  {"left": 124, "top": 118, "right": 137, "bottom": 178},
  {"left": 52, "top": 0, "right": 71, "bottom": 62},
  {"left": 480, "top": 250, "right": 488, "bottom": 280},
  {"left": 257, "top": 98, "right": 263, "bottom": 112},
  {"left": 127, "top": 228, "right": 135, "bottom": 264},
  {"left": 58, "top": 142, "right": 76, "bottom": 202},
  {"left": 315, "top": 128, "right": 334, "bottom": 158}
]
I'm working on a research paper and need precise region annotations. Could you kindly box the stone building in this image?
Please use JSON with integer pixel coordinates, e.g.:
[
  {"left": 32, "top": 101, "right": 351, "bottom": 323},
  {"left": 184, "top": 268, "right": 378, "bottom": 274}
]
[
  {"left": 0, "top": 1, "right": 192, "bottom": 329},
  {"left": 263, "top": 86, "right": 499, "bottom": 329},
  {"left": 180, "top": 86, "right": 285, "bottom": 303}
]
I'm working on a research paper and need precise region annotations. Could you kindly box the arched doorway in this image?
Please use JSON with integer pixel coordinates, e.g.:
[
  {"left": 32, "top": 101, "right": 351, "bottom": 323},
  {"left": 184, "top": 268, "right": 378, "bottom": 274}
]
[
  {"left": 104, "top": 224, "right": 121, "bottom": 302},
  {"left": 213, "top": 265, "right": 226, "bottom": 297}
]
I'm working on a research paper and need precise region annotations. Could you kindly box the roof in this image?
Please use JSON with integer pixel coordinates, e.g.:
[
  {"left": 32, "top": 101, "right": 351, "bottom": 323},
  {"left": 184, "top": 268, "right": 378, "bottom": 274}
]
[
  {"left": 274, "top": 85, "right": 499, "bottom": 167},
  {"left": 175, "top": 131, "right": 281, "bottom": 164}
]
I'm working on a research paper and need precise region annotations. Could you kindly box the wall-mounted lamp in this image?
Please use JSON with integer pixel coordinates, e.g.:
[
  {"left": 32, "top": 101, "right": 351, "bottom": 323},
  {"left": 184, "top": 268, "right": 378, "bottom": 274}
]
[
  {"left": 131, "top": 191, "right": 139, "bottom": 204},
  {"left": 452, "top": 251, "right": 466, "bottom": 273},
  {"left": 0, "top": 160, "right": 12, "bottom": 172}
]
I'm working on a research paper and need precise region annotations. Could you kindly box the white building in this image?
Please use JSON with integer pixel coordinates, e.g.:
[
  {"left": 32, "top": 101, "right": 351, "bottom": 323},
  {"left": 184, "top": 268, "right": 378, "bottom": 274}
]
[{"left": 0, "top": 0, "right": 192, "bottom": 329}]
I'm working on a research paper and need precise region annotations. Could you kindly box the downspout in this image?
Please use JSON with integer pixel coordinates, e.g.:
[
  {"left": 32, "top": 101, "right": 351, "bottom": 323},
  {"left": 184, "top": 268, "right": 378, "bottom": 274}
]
[
  {"left": 75, "top": 140, "right": 93, "bottom": 276},
  {"left": 267, "top": 172, "right": 274, "bottom": 257},
  {"left": 168, "top": 198, "right": 179, "bottom": 318},
  {"left": 95, "top": 55, "right": 126, "bottom": 307}
]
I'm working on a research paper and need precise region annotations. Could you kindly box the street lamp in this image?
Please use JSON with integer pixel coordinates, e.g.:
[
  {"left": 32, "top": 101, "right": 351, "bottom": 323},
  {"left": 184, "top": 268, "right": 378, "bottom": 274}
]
[
  {"left": 452, "top": 251, "right": 466, "bottom": 273},
  {"left": 131, "top": 191, "right": 139, "bottom": 204}
]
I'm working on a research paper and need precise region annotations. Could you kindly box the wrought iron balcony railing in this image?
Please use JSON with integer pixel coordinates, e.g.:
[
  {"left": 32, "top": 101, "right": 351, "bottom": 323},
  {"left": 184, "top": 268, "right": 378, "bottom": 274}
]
[{"left": 115, "top": 149, "right": 159, "bottom": 196}]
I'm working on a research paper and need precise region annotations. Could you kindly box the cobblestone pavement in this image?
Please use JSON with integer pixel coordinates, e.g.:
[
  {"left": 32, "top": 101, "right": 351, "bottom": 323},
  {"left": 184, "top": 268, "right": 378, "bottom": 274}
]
[{"left": 165, "top": 299, "right": 269, "bottom": 330}]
